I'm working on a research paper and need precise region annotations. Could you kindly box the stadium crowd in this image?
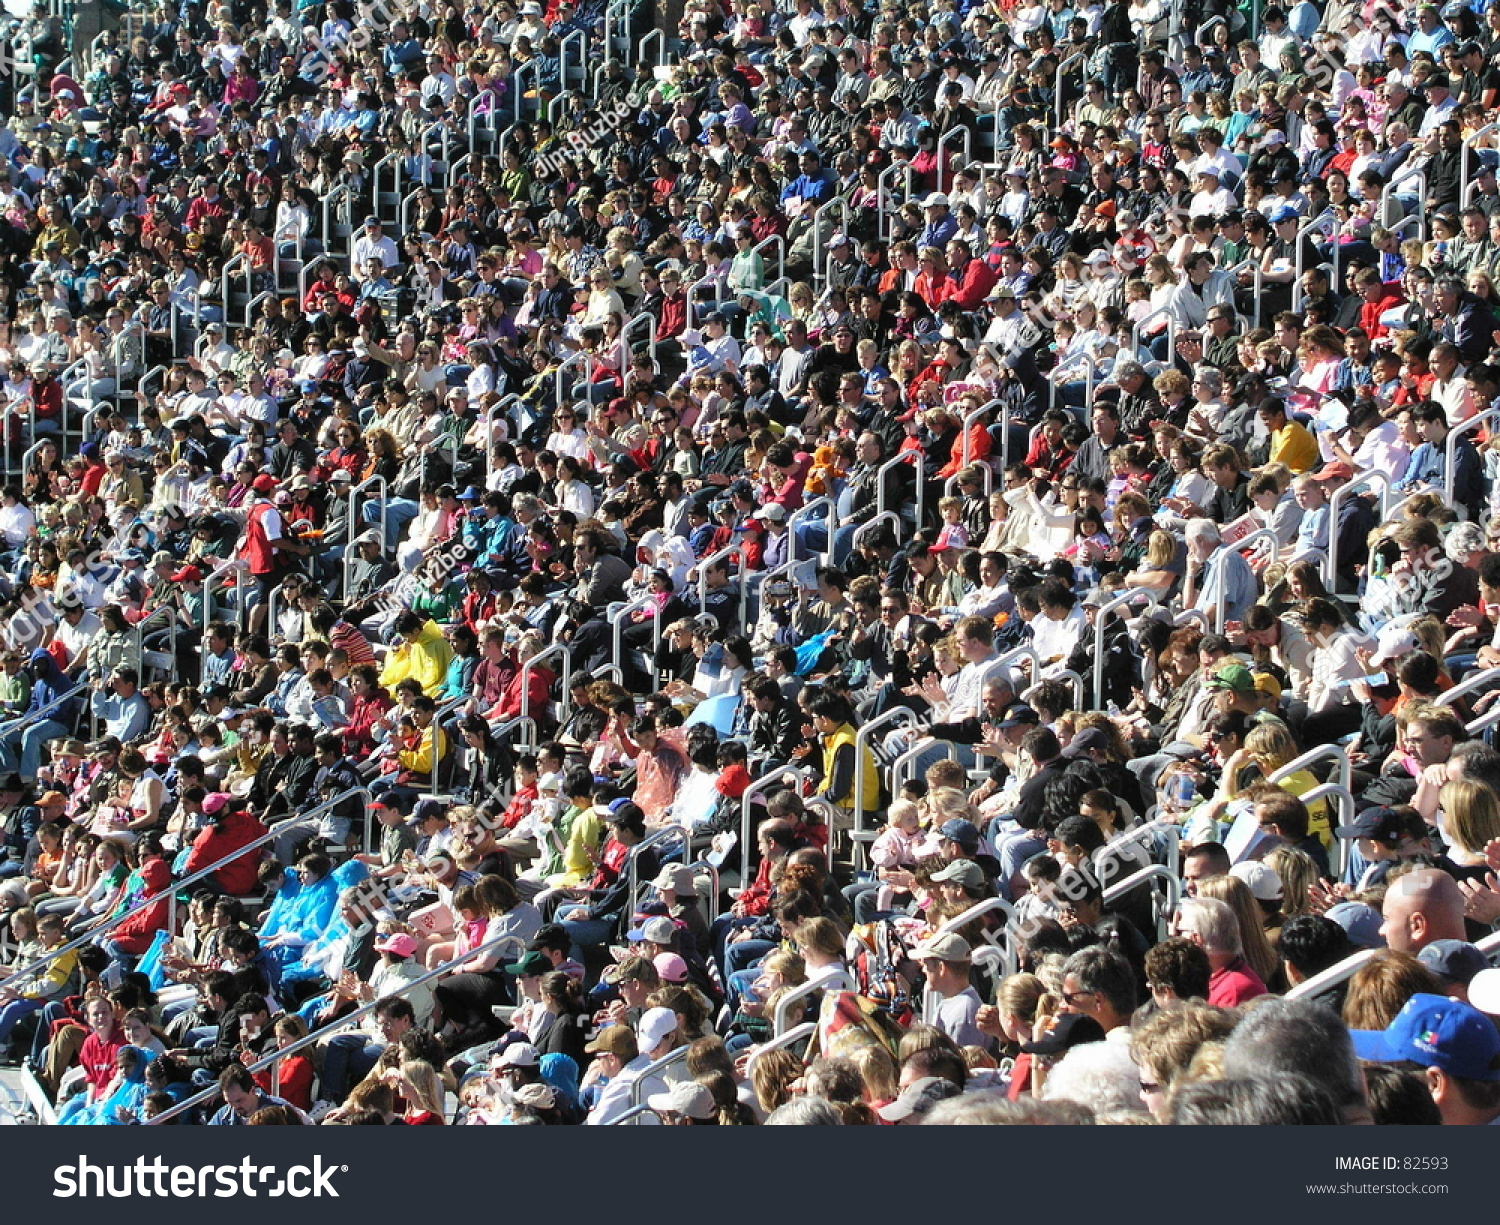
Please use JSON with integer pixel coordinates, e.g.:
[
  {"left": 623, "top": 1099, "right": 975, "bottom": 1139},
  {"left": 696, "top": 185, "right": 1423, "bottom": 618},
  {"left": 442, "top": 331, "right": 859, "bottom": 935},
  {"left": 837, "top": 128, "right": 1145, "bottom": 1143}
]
[{"left": 2, "top": 0, "right": 1500, "bottom": 1128}]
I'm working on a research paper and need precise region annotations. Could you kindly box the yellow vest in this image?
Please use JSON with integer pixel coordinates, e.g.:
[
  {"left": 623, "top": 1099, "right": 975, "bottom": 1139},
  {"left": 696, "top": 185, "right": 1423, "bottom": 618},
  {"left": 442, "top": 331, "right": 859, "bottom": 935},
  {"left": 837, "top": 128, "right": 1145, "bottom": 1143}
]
[{"left": 822, "top": 722, "right": 880, "bottom": 813}]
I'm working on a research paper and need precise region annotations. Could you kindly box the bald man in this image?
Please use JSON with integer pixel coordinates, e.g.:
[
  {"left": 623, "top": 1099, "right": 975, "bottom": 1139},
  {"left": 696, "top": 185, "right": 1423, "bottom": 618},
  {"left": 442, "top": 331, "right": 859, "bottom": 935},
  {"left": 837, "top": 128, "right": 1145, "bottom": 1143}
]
[{"left": 1379, "top": 869, "right": 1467, "bottom": 954}]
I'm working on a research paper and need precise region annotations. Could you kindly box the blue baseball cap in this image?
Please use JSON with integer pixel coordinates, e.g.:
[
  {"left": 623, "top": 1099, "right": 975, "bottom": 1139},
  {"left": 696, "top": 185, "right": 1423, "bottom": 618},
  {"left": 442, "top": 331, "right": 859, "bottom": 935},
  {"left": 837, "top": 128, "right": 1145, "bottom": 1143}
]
[
  {"left": 938, "top": 818, "right": 980, "bottom": 848},
  {"left": 1269, "top": 204, "right": 1300, "bottom": 225},
  {"left": 1351, "top": 993, "right": 1500, "bottom": 1082},
  {"left": 1326, "top": 901, "right": 1384, "bottom": 950}
]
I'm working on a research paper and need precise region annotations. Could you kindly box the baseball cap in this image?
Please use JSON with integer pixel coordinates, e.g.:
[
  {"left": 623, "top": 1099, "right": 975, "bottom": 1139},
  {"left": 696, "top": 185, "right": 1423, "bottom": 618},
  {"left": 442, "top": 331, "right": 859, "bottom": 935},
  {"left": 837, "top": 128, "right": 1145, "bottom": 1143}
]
[
  {"left": 755, "top": 503, "right": 788, "bottom": 523},
  {"left": 200, "top": 792, "right": 232, "bottom": 816},
  {"left": 583, "top": 1025, "right": 636, "bottom": 1056},
  {"left": 627, "top": 915, "right": 677, "bottom": 945},
  {"left": 1334, "top": 805, "right": 1410, "bottom": 846},
  {"left": 1063, "top": 728, "right": 1110, "bottom": 758},
  {"left": 647, "top": 1081, "right": 716, "bottom": 1119},
  {"left": 1469, "top": 967, "right": 1500, "bottom": 1015},
  {"left": 511, "top": 1082, "right": 556, "bottom": 1110},
  {"left": 170, "top": 564, "right": 203, "bottom": 584},
  {"left": 997, "top": 703, "right": 1038, "bottom": 729},
  {"left": 910, "top": 931, "right": 972, "bottom": 962},
  {"left": 36, "top": 790, "right": 66, "bottom": 806},
  {"left": 1269, "top": 204, "right": 1301, "bottom": 225},
  {"left": 374, "top": 932, "right": 418, "bottom": 958},
  {"left": 653, "top": 952, "right": 689, "bottom": 983},
  {"left": 637, "top": 1006, "right": 678, "bottom": 1051},
  {"left": 251, "top": 474, "right": 278, "bottom": 494},
  {"left": 1019, "top": 1012, "right": 1107, "bottom": 1054},
  {"left": 1351, "top": 993, "right": 1500, "bottom": 1081},
  {"left": 1369, "top": 621, "right": 1418, "bottom": 669},
  {"left": 493, "top": 1041, "right": 541, "bottom": 1069},
  {"left": 1205, "top": 662, "right": 1255, "bottom": 694},
  {"left": 602, "top": 955, "right": 655, "bottom": 986},
  {"left": 1229, "top": 860, "right": 1284, "bottom": 902},
  {"left": 921, "top": 192, "right": 949, "bottom": 208},
  {"left": 876, "top": 1075, "right": 961, "bottom": 1122},
  {"left": 1417, "top": 940, "right": 1490, "bottom": 987},
  {"left": 937, "top": 818, "right": 980, "bottom": 849},
  {"left": 504, "top": 950, "right": 551, "bottom": 978},
  {"left": 928, "top": 860, "right": 985, "bottom": 892},
  {"left": 1326, "top": 901, "right": 1386, "bottom": 950}
]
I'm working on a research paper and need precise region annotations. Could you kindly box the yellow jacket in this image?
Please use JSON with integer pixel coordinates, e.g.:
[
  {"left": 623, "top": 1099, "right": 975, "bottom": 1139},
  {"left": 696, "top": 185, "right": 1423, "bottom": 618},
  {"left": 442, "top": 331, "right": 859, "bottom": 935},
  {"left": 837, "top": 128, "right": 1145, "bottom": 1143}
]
[
  {"left": 819, "top": 721, "right": 880, "bottom": 813},
  {"left": 397, "top": 722, "right": 447, "bottom": 777},
  {"left": 379, "top": 619, "right": 452, "bottom": 697}
]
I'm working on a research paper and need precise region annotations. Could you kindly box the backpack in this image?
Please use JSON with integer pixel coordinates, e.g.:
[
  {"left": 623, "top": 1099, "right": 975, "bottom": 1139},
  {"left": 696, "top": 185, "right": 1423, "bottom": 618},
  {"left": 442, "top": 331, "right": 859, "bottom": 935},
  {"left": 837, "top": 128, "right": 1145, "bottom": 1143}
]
[{"left": 847, "top": 918, "right": 918, "bottom": 1025}]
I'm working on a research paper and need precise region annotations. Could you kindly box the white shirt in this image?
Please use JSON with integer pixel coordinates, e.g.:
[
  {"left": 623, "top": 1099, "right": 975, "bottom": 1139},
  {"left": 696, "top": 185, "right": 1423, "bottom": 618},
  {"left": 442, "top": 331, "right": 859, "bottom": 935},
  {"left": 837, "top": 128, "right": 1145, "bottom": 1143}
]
[
  {"left": 1308, "top": 629, "right": 1364, "bottom": 712},
  {"left": 351, "top": 232, "right": 400, "bottom": 269}
]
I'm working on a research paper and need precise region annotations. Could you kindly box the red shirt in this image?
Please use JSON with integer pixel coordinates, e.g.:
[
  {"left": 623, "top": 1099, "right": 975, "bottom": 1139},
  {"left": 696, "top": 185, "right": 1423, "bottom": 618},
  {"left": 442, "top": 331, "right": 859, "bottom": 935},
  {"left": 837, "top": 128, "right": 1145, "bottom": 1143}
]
[
  {"left": 1208, "top": 957, "right": 1268, "bottom": 1008},
  {"left": 79, "top": 1028, "right": 127, "bottom": 1100}
]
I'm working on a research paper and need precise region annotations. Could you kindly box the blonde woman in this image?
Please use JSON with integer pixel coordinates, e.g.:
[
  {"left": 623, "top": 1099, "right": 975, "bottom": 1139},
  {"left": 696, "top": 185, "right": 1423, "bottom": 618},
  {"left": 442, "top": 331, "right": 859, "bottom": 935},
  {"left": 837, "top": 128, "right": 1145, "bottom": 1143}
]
[
  {"left": 1437, "top": 779, "right": 1500, "bottom": 876},
  {"left": 1265, "top": 845, "right": 1321, "bottom": 917},
  {"left": 1211, "top": 726, "right": 1330, "bottom": 848},
  {"left": 387, "top": 1060, "right": 446, "bottom": 1125}
]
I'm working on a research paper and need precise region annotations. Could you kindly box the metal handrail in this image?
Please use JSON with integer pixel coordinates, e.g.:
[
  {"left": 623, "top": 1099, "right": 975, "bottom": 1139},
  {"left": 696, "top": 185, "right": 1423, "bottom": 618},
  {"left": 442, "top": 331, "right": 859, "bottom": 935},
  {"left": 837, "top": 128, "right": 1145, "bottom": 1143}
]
[
  {"left": 1293, "top": 782, "right": 1356, "bottom": 878},
  {"left": 1025, "top": 667, "right": 1085, "bottom": 708},
  {"left": 773, "top": 968, "right": 857, "bottom": 1037},
  {"left": 1100, "top": 819, "right": 1180, "bottom": 884},
  {"left": 1130, "top": 304, "right": 1176, "bottom": 363},
  {"left": 320, "top": 184, "right": 352, "bottom": 262},
  {"left": 877, "top": 159, "right": 914, "bottom": 240},
  {"left": 890, "top": 734, "right": 938, "bottom": 789},
  {"left": 1444, "top": 405, "right": 1500, "bottom": 514},
  {"left": 850, "top": 510, "right": 901, "bottom": 555},
  {"left": 1464, "top": 123, "right": 1499, "bottom": 206},
  {"left": 1092, "top": 588, "right": 1158, "bottom": 707},
  {"left": 1208, "top": 527, "right": 1279, "bottom": 633},
  {"left": 617, "top": 1043, "right": 691, "bottom": 1119},
  {"left": 739, "top": 766, "right": 813, "bottom": 883},
  {"left": 627, "top": 822, "right": 689, "bottom": 914},
  {"left": 345, "top": 473, "right": 389, "bottom": 591},
  {"left": 1381, "top": 163, "right": 1427, "bottom": 238},
  {"left": 743, "top": 1022, "right": 816, "bottom": 1078},
  {"left": 148, "top": 929, "right": 530, "bottom": 1125},
  {"left": 1292, "top": 209, "right": 1336, "bottom": 312},
  {"left": 1055, "top": 51, "right": 1086, "bottom": 130},
  {"left": 746, "top": 233, "right": 785, "bottom": 290},
  {"left": 609, "top": 593, "right": 663, "bottom": 681},
  {"left": 875, "top": 450, "right": 922, "bottom": 524},
  {"left": 490, "top": 714, "right": 539, "bottom": 755},
  {"left": 203, "top": 560, "right": 244, "bottom": 636},
  {"left": 695, "top": 541, "right": 749, "bottom": 629},
  {"left": 519, "top": 640, "right": 571, "bottom": 728},
  {"left": 1268, "top": 742, "right": 1352, "bottom": 794},
  {"left": 0, "top": 784, "right": 357, "bottom": 992},
  {"left": 936, "top": 124, "right": 971, "bottom": 190},
  {"left": 1225, "top": 256, "right": 1264, "bottom": 328},
  {"left": 217, "top": 253, "right": 246, "bottom": 320},
  {"left": 930, "top": 896, "right": 1018, "bottom": 981},
  {"left": 1437, "top": 665, "right": 1500, "bottom": 710},
  {"left": 1102, "top": 863, "right": 1180, "bottom": 942},
  {"left": 852, "top": 706, "right": 921, "bottom": 847},
  {"left": 559, "top": 29, "right": 587, "bottom": 89},
  {"left": 785, "top": 495, "right": 836, "bottom": 566},
  {"left": 637, "top": 28, "right": 666, "bottom": 67},
  {"left": 810, "top": 196, "right": 851, "bottom": 287},
  {"left": 622, "top": 311, "right": 658, "bottom": 365},
  {"left": 1325, "top": 469, "right": 1391, "bottom": 592}
]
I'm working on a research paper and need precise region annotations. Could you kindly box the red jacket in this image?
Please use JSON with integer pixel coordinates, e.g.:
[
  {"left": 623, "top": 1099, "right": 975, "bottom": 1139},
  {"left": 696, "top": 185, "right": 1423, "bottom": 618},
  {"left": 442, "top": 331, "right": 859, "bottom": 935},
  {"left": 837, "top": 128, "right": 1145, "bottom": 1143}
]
[
  {"left": 343, "top": 691, "right": 393, "bottom": 756},
  {"left": 185, "top": 810, "right": 269, "bottom": 897},
  {"left": 1359, "top": 286, "right": 1405, "bottom": 339},
  {"left": 111, "top": 857, "right": 171, "bottom": 954},
  {"left": 939, "top": 419, "right": 995, "bottom": 479},
  {"left": 946, "top": 257, "right": 998, "bottom": 311}
]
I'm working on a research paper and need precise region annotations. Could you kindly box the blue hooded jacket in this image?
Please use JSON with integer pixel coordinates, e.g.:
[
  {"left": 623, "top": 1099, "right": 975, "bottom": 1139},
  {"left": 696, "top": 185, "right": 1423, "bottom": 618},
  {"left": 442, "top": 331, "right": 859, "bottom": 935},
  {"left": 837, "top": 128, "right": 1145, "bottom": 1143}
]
[{"left": 26, "top": 648, "right": 80, "bottom": 724}]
